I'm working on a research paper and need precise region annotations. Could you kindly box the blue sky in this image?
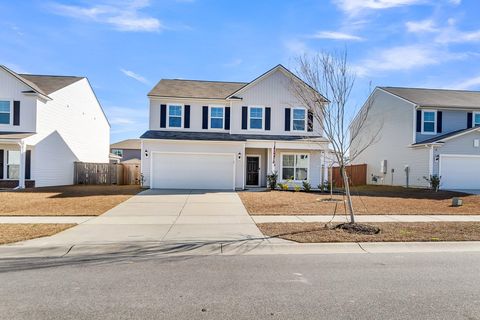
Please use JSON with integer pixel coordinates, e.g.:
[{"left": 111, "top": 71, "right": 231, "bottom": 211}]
[{"left": 1, "top": 0, "right": 480, "bottom": 143}]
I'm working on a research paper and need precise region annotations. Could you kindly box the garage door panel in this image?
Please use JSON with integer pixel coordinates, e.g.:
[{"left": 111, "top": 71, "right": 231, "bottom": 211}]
[
  {"left": 152, "top": 153, "right": 235, "bottom": 190},
  {"left": 440, "top": 155, "right": 480, "bottom": 190}
]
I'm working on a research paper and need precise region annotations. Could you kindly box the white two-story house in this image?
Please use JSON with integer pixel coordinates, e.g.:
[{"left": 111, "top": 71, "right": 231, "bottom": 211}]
[
  {"left": 0, "top": 65, "right": 110, "bottom": 188},
  {"left": 140, "top": 65, "right": 330, "bottom": 190},
  {"left": 351, "top": 87, "right": 480, "bottom": 190}
]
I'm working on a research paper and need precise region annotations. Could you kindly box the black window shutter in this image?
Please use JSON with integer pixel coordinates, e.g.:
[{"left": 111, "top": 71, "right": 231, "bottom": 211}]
[
  {"left": 307, "top": 110, "right": 314, "bottom": 132},
  {"left": 13, "top": 101, "right": 20, "bottom": 126},
  {"left": 184, "top": 105, "right": 190, "bottom": 128},
  {"left": 0, "top": 149, "right": 3, "bottom": 179},
  {"left": 416, "top": 110, "right": 422, "bottom": 132},
  {"left": 436, "top": 111, "right": 442, "bottom": 133},
  {"left": 25, "top": 150, "right": 31, "bottom": 180},
  {"left": 241, "top": 106, "right": 248, "bottom": 130},
  {"left": 265, "top": 107, "right": 271, "bottom": 130},
  {"left": 285, "top": 108, "right": 291, "bottom": 131},
  {"left": 202, "top": 106, "right": 208, "bottom": 129},
  {"left": 467, "top": 112, "right": 473, "bottom": 128},
  {"left": 224, "top": 107, "right": 231, "bottom": 130},
  {"left": 160, "top": 104, "right": 166, "bottom": 128}
]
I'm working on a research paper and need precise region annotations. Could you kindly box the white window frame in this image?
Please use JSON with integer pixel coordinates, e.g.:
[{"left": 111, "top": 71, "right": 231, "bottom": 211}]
[
  {"left": 208, "top": 105, "right": 225, "bottom": 130},
  {"left": 167, "top": 103, "right": 184, "bottom": 129},
  {"left": 280, "top": 153, "right": 310, "bottom": 182},
  {"left": 473, "top": 112, "right": 480, "bottom": 127},
  {"left": 421, "top": 110, "right": 437, "bottom": 135},
  {"left": 0, "top": 99, "right": 12, "bottom": 126},
  {"left": 248, "top": 106, "right": 265, "bottom": 131},
  {"left": 112, "top": 149, "right": 123, "bottom": 158},
  {"left": 6, "top": 150, "right": 20, "bottom": 180},
  {"left": 291, "top": 107, "right": 307, "bottom": 132}
]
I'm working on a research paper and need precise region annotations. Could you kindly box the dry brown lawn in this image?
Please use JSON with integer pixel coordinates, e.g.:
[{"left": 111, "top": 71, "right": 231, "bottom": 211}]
[
  {"left": 0, "top": 224, "right": 75, "bottom": 245},
  {"left": 0, "top": 185, "right": 142, "bottom": 216},
  {"left": 258, "top": 222, "right": 480, "bottom": 243},
  {"left": 239, "top": 186, "right": 480, "bottom": 215}
]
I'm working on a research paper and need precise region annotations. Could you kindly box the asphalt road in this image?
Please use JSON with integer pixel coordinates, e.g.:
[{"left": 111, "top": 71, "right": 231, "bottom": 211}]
[{"left": 1, "top": 251, "right": 480, "bottom": 320}]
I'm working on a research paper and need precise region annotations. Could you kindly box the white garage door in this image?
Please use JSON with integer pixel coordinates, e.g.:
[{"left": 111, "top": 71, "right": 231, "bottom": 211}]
[
  {"left": 440, "top": 155, "right": 480, "bottom": 190},
  {"left": 151, "top": 152, "right": 235, "bottom": 190}
]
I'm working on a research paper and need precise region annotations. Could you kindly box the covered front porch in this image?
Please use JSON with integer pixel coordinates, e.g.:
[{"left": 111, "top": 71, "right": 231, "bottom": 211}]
[
  {"left": 243, "top": 140, "right": 330, "bottom": 189},
  {"left": 0, "top": 133, "right": 34, "bottom": 189}
]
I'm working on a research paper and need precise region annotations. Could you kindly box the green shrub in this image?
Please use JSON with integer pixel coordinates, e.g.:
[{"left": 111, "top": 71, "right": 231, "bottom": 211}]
[
  {"left": 423, "top": 175, "right": 441, "bottom": 192},
  {"left": 277, "top": 183, "right": 289, "bottom": 191},
  {"left": 266, "top": 172, "right": 278, "bottom": 190},
  {"left": 302, "top": 181, "right": 311, "bottom": 192},
  {"left": 294, "top": 185, "right": 301, "bottom": 192}
]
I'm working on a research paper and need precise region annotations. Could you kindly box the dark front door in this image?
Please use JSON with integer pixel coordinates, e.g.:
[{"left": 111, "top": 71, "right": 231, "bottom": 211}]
[{"left": 246, "top": 156, "right": 260, "bottom": 186}]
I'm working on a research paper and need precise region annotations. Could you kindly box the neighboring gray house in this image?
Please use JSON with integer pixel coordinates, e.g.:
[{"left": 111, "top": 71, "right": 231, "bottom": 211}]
[
  {"left": 351, "top": 87, "right": 480, "bottom": 190},
  {"left": 110, "top": 139, "right": 141, "bottom": 162},
  {"left": 140, "top": 65, "right": 331, "bottom": 190}
]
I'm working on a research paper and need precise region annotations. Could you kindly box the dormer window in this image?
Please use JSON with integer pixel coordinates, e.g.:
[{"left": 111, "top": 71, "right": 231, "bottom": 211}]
[
  {"left": 474, "top": 112, "right": 480, "bottom": 127},
  {"left": 249, "top": 106, "right": 264, "bottom": 130},
  {"left": 209, "top": 106, "right": 224, "bottom": 129},
  {"left": 168, "top": 104, "right": 183, "bottom": 128},
  {"left": 292, "top": 108, "right": 307, "bottom": 131},
  {"left": 0, "top": 101, "right": 11, "bottom": 124},
  {"left": 422, "top": 110, "right": 436, "bottom": 134}
]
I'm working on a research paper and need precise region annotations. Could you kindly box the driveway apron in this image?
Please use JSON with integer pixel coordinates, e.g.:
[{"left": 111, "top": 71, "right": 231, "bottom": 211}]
[{"left": 11, "top": 189, "right": 265, "bottom": 246}]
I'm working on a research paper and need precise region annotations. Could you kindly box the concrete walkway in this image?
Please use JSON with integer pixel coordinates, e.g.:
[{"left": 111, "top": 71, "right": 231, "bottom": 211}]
[
  {"left": 6, "top": 189, "right": 266, "bottom": 247},
  {"left": 252, "top": 215, "right": 480, "bottom": 223}
]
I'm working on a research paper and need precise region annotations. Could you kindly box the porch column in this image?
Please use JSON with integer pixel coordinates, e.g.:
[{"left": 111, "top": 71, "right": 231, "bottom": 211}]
[
  {"left": 18, "top": 140, "right": 26, "bottom": 189},
  {"left": 271, "top": 143, "right": 276, "bottom": 173},
  {"left": 267, "top": 148, "right": 272, "bottom": 174}
]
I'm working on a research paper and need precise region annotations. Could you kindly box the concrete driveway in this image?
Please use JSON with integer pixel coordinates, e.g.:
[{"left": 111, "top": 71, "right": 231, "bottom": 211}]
[{"left": 14, "top": 189, "right": 265, "bottom": 247}]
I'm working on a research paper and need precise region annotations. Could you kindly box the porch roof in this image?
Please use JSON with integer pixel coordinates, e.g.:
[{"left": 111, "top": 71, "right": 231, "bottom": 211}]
[{"left": 0, "top": 132, "right": 36, "bottom": 140}]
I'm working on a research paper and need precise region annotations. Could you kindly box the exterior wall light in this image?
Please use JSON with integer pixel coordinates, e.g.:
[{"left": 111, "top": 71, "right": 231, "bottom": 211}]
[{"left": 145, "top": 149, "right": 149, "bottom": 158}]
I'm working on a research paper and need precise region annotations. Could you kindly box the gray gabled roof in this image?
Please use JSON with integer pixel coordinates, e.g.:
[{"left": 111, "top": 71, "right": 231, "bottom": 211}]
[
  {"left": 148, "top": 79, "right": 247, "bottom": 99},
  {"left": 413, "top": 127, "right": 480, "bottom": 145},
  {"left": 380, "top": 87, "right": 480, "bottom": 109},
  {"left": 110, "top": 139, "right": 141, "bottom": 150},
  {"left": 19, "top": 74, "right": 84, "bottom": 95},
  {"left": 140, "top": 130, "right": 323, "bottom": 142}
]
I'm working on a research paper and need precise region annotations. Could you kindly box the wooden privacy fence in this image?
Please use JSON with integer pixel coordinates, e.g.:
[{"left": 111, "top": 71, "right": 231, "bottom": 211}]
[
  {"left": 331, "top": 164, "right": 367, "bottom": 187},
  {"left": 74, "top": 162, "right": 141, "bottom": 185}
]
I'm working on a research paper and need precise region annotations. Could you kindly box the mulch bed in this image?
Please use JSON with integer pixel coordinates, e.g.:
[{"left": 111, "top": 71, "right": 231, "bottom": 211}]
[
  {"left": 238, "top": 186, "right": 480, "bottom": 215},
  {"left": 0, "top": 224, "right": 76, "bottom": 245},
  {"left": 257, "top": 222, "right": 480, "bottom": 243}
]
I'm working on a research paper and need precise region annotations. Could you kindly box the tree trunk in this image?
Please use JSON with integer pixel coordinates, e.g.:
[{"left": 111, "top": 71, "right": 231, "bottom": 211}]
[{"left": 341, "top": 166, "right": 355, "bottom": 224}]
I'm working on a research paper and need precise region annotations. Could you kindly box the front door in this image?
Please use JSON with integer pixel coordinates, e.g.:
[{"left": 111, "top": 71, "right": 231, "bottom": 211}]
[{"left": 246, "top": 156, "right": 260, "bottom": 186}]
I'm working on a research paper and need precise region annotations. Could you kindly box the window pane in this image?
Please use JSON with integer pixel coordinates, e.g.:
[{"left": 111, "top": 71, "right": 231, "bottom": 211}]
[
  {"left": 475, "top": 114, "right": 480, "bottom": 126},
  {"left": 169, "top": 116, "right": 181, "bottom": 127},
  {"left": 0, "top": 101, "right": 9, "bottom": 112},
  {"left": 8, "top": 151, "right": 20, "bottom": 165},
  {"left": 8, "top": 165, "right": 19, "bottom": 179},
  {"left": 293, "top": 109, "right": 305, "bottom": 120},
  {"left": 0, "top": 113, "right": 9, "bottom": 124},
  {"left": 211, "top": 107, "right": 223, "bottom": 118},
  {"left": 282, "top": 155, "right": 295, "bottom": 167},
  {"left": 211, "top": 118, "right": 223, "bottom": 129},
  {"left": 423, "top": 112, "right": 435, "bottom": 122},
  {"left": 282, "top": 168, "right": 294, "bottom": 180},
  {"left": 169, "top": 105, "right": 182, "bottom": 116},
  {"left": 250, "top": 108, "right": 263, "bottom": 118},
  {"left": 296, "top": 154, "right": 309, "bottom": 168},
  {"left": 250, "top": 118, "right": 262, "bottom": 129},
  {"left": 295, "top": 168, "right": 308, "bottom": 180},
  {"left": 293, "top": 119, "right": 305, "bottom": 131},
  {"left": 424, "top": 122, "right": 435, "bottom": 132}
]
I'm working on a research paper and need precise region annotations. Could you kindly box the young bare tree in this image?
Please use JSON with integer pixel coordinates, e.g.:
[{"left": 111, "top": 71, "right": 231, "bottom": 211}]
[{"left": 291, "top": 50, "right": 381, "bottom": 224}]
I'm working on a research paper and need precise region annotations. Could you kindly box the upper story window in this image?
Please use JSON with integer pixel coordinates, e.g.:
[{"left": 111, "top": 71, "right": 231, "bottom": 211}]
[
  {"left": 112, "top": 149, "right": 123, "bottom": 158},
  {"left": 474, "top": 112, "right": 480, "bottom": 127},
  {"left": 292, "top": 108, "right": 307, "bottom": 131},
  {"left": 0, "top": 101, "right": 11, "bottom": 124},
  {"left": 249, "top": 106, "right": 264, "bottom": 130},
  {"left": 210, "top": 106, "right": 224, "bottom": 129},
  {"left": 168, "top": 104, "right": 183, "bottom": 128},
  {"left": 422, "top": 110, "right": 436, "bottom": 134}
]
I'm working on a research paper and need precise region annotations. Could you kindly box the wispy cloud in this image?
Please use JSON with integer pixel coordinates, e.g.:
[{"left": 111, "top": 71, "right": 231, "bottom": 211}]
[
  {"left": 284, "top": 39, "right": 311, "bottom": 55},
  {"left": 449, "top": 75, "right": 480, "bottom": 90},
  {"left": 120, "top": 68, "right": 149, "bottom": 84},
  {"left": 333, "top": 0, "right": 426, "bottom": 15},
  {"left": 354, "top": 44, "right": 466, "bottom": 76},
  {"left": 49, "top": 0, "right": 162, "bottom": 32},
  {"left": 310, "top": 31, "right": 364, "bottom": 41},
  {"left": 406, "top": 18, "right": 480, "bottom": 44},
  {"left": 223, "top": 58, "right": 243, "bottom": 67},
  {"left": 406, "top": 19, "right": 437, "bottom": 33},
  {"left": 105, "top": 106, "right": 148, "bottom": 135}
]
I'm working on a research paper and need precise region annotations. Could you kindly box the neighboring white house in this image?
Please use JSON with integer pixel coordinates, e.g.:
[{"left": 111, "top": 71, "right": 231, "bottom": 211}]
[
  {"left": 0, "top": 65, "right": 110, "bottom": 188},
  {"left": 351, "top": 87, "right": 480, "bottom": 190},
  {"left": 140, "top": 65, "right": 331, "bottom": 190}
]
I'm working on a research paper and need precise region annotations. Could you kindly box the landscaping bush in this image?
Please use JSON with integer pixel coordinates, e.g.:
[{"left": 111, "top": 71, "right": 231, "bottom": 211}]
[
  {"left": 294, "top": 185, "right": 301, "bottom": 192},
  {"left": 266, "top": 172, "right": 278, "bottom": 190},
  {"left": 302, "top": 181, "right": 311, "bottom": 192},
  {"left": 423, "top": 175, "right": 441, "bottom": 192}
]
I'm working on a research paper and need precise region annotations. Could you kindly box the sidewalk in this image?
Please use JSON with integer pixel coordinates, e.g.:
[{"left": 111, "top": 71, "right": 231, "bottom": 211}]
[{"left": 252, "top": 215, "right": 480, "bottom": 223}]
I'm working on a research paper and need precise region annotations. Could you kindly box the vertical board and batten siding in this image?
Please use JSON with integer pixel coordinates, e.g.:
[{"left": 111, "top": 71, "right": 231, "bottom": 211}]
[
  {"left": 416, "top": 110, "right": 476, "bottom": 143},
  {"left": 25, "top": 78, "right": 110, "bottom": 187},
  {"left": 0, "top": 68, "right": 37, "bottom": 133},
  {"left": 432, "top": 131, "right": 480, "bottom": 175},
  {"left": 351, "top": 90, "right": 430, "bottom": 187},
  {"left": 230, "top": 69, "right": 322, "bottom": 136}
]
